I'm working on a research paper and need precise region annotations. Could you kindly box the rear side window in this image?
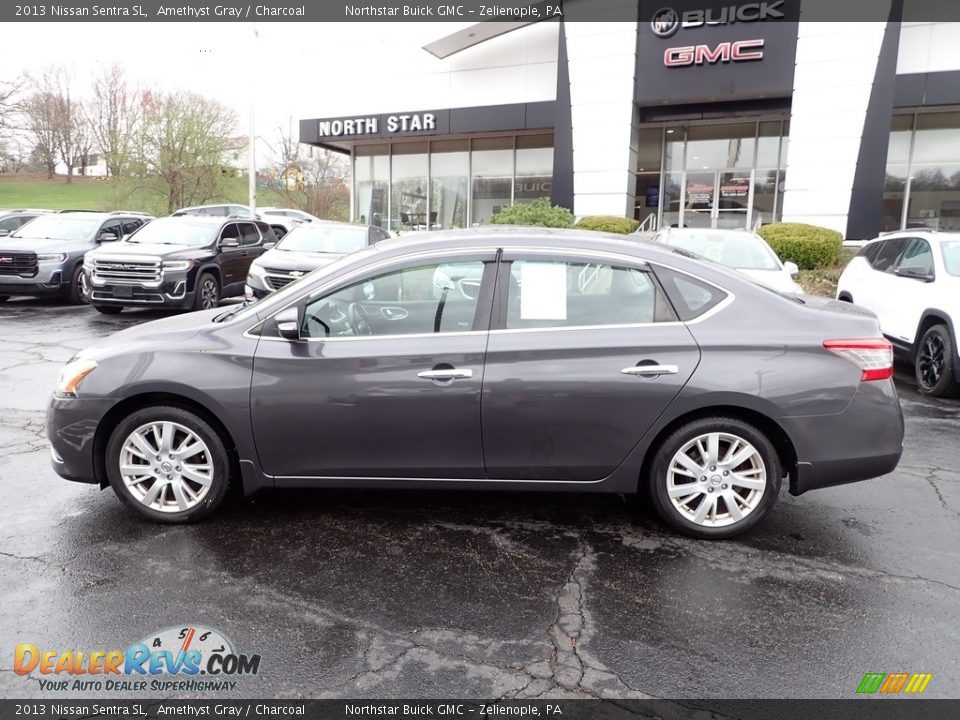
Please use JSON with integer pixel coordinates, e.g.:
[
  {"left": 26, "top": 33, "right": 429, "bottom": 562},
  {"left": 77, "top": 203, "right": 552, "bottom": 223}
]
[
  {"left": 870, "top": 238, "right": 909, "bottom": 272},
  {"left": 653, "top": 265, "right": 729, "bottom": 321},
  {"left": 239, "top": 223, "right": 260, "bottom": 246}
]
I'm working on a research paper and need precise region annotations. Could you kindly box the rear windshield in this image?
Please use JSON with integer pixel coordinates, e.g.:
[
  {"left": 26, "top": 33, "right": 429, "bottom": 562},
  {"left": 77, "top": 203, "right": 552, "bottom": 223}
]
[{"left": 662, "top": 231, "right": 780, "bottom": 271}]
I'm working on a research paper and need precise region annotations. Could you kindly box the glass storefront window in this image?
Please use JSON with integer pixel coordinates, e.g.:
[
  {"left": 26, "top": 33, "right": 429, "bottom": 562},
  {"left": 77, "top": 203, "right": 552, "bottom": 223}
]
[
  {"left": 635, "top": 128, "right": 664, "bottom": 227},
  {"left": 471, "top": 137, "right": 514, "bottom": 225},
  {"left": 514, "top": 135, "right": 553, "bottom": 206},
  {"left": 885, "top": 112, "right": 960, "bottom": 232},
  {"left": 430, "top": 140, "right": 468, "bottom": 231},
  {"left": 390, "top": 142, "right": 428, "bottom": 232},
  {"left": 685, "top": 123, "right": 756, "bottom": 171},
  {"left": 355, "top": 144, "right": 389, "bottom": 230}
]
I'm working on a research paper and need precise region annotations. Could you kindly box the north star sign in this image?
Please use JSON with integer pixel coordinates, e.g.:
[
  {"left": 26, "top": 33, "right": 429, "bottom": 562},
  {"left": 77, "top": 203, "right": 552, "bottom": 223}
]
[{"left": 317, "top": 113, "right": 437, "bottom": 138}]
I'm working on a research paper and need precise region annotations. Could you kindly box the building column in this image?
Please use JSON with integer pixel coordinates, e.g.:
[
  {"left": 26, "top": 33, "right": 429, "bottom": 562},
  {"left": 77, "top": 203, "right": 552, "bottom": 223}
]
[
  {"left": 781, "top": 10, "right": 894, "bottom": 236},
  {"left": 560, "top": 21, "right": 639, "bottom": 218}
]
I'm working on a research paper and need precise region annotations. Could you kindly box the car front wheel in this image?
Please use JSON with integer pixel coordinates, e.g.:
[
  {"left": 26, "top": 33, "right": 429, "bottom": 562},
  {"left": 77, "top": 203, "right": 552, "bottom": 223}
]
[
  {"left": 105, "top": 406, "right": 231, "bottom": 523},
  {"left": 66, "top": 265, "right": 90, "bottom": 305},
  {"left": 649, "top": 417, "right": 781, "bottom": 539},
  {"left": 194, "top": 272, "right": 220, "bottom": 311},
  {"left": 916, "top": 324, "right": 959, "bottom": 398}
]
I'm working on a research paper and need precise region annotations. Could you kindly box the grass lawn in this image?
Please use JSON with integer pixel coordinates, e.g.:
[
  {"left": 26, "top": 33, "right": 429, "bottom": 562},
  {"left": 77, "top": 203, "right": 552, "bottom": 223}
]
[{"left": 0, "top": 174, "right": 285, "bottom": 215}]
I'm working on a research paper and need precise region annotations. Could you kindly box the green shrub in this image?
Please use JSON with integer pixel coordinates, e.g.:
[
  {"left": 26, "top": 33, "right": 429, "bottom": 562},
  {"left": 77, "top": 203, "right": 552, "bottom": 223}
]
[
  {"left": 758, "top": 222, "right": 843, "bottom": 270},
  {"left": 575, "top": 216, "right": 640, "bottom": 234},
  {"left": 489, "top": 198, "right": 575, "bottom": 228}
]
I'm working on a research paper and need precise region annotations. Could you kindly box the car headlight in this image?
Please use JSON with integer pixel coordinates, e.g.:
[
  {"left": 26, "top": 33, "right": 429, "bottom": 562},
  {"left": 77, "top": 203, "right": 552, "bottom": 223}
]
[
  {"left": 162, "top": 260, "right": 194, "bottom": 272},
  {"left": 56, "top": 359, "right": 98, "bottom": 397},
  {"left": 248, "top": 263, "right": 266, "bottom": 278},
  {"left": 37, "top": 253, "right": 67, "bottom": 263}
]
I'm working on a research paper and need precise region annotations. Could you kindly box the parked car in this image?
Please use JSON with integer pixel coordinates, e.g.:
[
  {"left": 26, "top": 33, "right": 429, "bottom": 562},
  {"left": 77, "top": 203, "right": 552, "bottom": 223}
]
[
  {"left": 0, "top": 212, "right": 151, "bottom": 304},
  {"left": 650, "top": 228, "right": 803, "bottom": 294},
  {"left": 48, "top": 228, "right": 904, "bottom": 537},
  {"left": 245, "top": 221, "right": 388, "bottom": 299},
  {"left": 84, "top": 215, "right": 277, "bottom": 314},
  {"left": 172, "top": 203, "right": 253, "bottom": 218},
  {"left": 0, "top": 210, "right": 50, "bottom": 237},
  {"left": 259, "top": 214, "right": 302, "bottom": 241},
  {"left": 257, "top": 207, "right": 324, "bottom": 224},
  {"left": 837, "top": 230, "right": 960, "bottom": 397}
]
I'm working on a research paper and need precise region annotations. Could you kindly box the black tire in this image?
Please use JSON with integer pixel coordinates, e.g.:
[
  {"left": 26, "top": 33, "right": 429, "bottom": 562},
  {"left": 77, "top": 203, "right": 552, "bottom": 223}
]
[
  {"left": 648, "top": 417, "right": 782, "bottom": 539},
  {"left": 105, "top": 406, "right": 231, "bottom": 523},
  {"left": 837, "top": 292, "right": 853, "bottom": 303},
  {"left": 193, "top": 272, "right": 220, "bottom": 311},
  {"left": 915, "top": 324, "right": 960, "bottom": 398},
  {"left": 94, "top": 305, "right": 123, "bottom": 315},
  {"left": 65, "top": 264, "right": 90, "bottom": 305}
]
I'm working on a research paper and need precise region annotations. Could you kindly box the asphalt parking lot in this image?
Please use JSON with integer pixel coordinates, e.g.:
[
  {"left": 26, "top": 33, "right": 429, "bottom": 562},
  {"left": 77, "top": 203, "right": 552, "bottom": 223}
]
[{"left": 1, "top": 298, "right": 958, "bottom": 700}]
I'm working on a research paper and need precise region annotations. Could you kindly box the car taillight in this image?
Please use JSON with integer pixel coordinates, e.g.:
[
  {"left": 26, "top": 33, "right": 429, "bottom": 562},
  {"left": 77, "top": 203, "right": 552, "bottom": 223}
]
[{"left": 823, "top": 339, "right": 894, "bottom": 381}]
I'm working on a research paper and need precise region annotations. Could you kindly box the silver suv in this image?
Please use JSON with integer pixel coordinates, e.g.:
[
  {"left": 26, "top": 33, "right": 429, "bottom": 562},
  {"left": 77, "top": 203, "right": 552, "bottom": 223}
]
[{"left": 0, "top": 212, "right": 151, "bottom": 304}]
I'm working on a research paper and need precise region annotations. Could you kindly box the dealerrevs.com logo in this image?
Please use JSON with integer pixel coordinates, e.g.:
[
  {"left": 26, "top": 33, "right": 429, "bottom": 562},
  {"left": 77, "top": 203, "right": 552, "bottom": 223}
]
[
  {"left": 14, "top": 625, "right": 261, "bottom": 693},
  {"left": 650, "top": 0, "right": 785, "bottom": 35}
]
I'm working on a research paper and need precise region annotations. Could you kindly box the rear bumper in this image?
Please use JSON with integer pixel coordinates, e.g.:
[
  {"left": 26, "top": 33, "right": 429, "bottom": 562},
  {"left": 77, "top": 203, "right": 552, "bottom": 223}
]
[{"left": 782, "top": 378, "right": 904, "bottom": 495}]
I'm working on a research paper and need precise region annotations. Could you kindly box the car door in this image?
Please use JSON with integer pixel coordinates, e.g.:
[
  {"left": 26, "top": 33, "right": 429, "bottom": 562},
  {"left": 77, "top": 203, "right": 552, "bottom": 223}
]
[
  {"left": 855, "top": 237, "right": 909, "bottom": 330},
  {"left": 480, "top": 250, "right": 701, "bottom": 481},
  {"left": 885, "top": 237, "right": 935, "bottom": 345},
  {"left": 250, "top": 251, "right": 498, "bottom": 479},
  {"left": 237, "top": 222, "right": 266, "bottom": 275},
  {"left": 217, "top": 222, "right": 245, "bottom": 287}
]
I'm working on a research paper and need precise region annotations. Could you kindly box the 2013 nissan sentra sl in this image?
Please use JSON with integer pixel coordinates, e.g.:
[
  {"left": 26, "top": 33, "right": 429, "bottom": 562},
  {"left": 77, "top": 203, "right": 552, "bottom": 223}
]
[{"left": 46, "top": 228, "right": 905, "bottom": 538}]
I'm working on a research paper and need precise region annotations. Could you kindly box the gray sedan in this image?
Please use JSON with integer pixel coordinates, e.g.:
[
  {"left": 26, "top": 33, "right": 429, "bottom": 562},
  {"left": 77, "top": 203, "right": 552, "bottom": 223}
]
[{"left": 46, "top": 228, "right": 904, "bottom": 538}]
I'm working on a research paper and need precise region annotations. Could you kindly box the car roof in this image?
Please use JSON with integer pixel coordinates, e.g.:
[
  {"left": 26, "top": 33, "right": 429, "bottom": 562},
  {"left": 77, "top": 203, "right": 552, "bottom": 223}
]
[
  {"left": 373, "top": 225, "right": 685, "bottom": 263},
  {"left": 870, "top": 230, "right": 960, "bottom": 243}
]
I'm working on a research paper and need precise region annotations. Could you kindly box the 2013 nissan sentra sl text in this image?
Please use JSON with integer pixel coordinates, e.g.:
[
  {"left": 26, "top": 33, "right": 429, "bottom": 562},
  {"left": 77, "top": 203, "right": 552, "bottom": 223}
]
[{"left": 46, "top": 228, "right": 905, "bottom": 538}]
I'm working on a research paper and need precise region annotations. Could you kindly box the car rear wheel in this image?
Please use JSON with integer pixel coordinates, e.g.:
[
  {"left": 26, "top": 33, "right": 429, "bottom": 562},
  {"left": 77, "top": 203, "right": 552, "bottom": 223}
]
[
  {"left": 915, "top": 324, "right": 959, "bottom": 398},
  {"left": 94, "top": 305, "right": 123, "bottom": 315},
  {"left": 194, "top": 273, "right": 220, "bottom": 311},
  {"left": 649, "top": 417, "right": 782, "bottom": 539},
  {"left": 65, "top": 265, "right": 89, "bottom": 305},
  {"left": 105, "top": 406, "right": 231, "bottom": 523}
]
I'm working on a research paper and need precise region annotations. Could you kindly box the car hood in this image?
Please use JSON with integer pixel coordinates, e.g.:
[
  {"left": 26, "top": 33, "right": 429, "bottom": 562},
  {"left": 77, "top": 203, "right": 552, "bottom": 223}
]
[
  {"left": 77, "top": 307, "right": 225, "bottom": 361},
  {"left": 737, "top": 268, "right": 803, "bottom": 294},
  {"left": 252, "top": 248, "right": 344, "bottom": 272},
  {"left": 1, "top": 237, "right": 88, "bottom": 253},
  {"left": 88, "top": 241, "right": 210, "bottom": 259}
]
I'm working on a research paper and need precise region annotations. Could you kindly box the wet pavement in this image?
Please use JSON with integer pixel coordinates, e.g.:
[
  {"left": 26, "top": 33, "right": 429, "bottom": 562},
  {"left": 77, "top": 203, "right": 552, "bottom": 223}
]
[{"left": 0, "top": 297, "right": 958, "bottom": 700}]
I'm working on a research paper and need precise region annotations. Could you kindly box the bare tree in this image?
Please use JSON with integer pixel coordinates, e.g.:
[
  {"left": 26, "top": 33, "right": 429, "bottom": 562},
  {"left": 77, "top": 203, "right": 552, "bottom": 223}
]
[
  {"left": 85, "top": 63, "right": 140, "bottom": 177},
  {"left": 20, "top": 85, "right": 59, "bottom": 179},
  {"left": 20, "top": 66, "right": 92, "bottom": 182},
  {"left": 272, "top": 118, "right": 350, "bottom": 221},
  {"left": 0, "top": 76, "right": 24, "bottom": 139},
  {"left": 131, "top": 91, "right": 236, "bottom": 213}
]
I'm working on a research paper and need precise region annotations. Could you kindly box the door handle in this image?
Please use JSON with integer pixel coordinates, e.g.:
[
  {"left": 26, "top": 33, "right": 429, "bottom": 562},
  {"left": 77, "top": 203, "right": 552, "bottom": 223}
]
[
  {"left": 417, "top": 368, "right": 474, "bottom": 381},
  {"left": 621, "top": 364, "right": 679, "bottom": 377}
]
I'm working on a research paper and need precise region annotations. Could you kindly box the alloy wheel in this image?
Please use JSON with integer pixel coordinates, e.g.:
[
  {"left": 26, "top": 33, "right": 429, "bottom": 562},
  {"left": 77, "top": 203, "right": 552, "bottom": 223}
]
[
  {"left": 918, "top": 333, "right": 945, "bottom": 389},
  {"left": 200, "top": 278, "right": 219, "bottom": 309},
  {"left": 78, "top": 272, "right": 90, "bottom": 303},
  {"left": 118, "top": 421, "right": 214, "bottom": 513},
  {"left": 666, "top": 432, "right": 767, "bottom": 528}
]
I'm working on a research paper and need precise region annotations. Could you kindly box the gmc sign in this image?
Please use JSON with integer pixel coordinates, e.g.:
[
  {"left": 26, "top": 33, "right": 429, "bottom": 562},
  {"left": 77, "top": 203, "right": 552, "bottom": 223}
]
[{"left": 664, "top": 39, "right": 765, "bottom": 67}]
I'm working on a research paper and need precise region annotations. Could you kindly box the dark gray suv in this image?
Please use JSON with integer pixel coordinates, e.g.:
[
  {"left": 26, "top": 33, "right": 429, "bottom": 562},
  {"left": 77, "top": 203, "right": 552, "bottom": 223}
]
[
  {"left": 0, "top": 212, "right": 151, "bottom": 304},
  {"left": 46, "top": 228, "right": 904, "bottom": 538}
]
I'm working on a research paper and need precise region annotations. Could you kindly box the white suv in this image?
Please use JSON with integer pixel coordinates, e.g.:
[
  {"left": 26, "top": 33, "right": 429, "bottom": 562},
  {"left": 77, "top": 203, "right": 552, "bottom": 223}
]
[{"left": 837, "top": 231, "right": 960, "bottom": 397}]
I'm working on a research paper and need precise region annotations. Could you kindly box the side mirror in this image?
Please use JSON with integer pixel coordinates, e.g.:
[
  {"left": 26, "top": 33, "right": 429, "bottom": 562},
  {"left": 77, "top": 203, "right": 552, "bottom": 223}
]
[
  {"left": 784, "top": 261, "right": 799, "bottom": 276},
  {"left": 0, "top": 229, "right": 10, "bottom": 237},
  {"left": 98, "top": 232, "right": 119, "bottom": 243},
  {"left": 263, "top": 241, "right": 276, "bottom": 250},
  {"left": 220, "top": 238, "right": 240, "bottom": 249},
  {"left": 895, "top": 266, "right": 934, "bottom": 282},
  {"left": 275, "top": 307, "right": 301, "bottom": 341}
]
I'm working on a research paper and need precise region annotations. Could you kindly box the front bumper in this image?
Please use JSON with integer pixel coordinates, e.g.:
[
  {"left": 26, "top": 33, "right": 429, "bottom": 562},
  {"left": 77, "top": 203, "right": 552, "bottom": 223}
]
[
  {"left": 88, "top": 270, "right": 194, "bottom": 308},
  {"left": 782, "top": 378, "right": 904, "bottom": 495},
  {"left": 46, "top": 394, "right": 115, "bottom": 484},
  {"left": 0, "top": 266, "right": 67, "bottom": 296}
]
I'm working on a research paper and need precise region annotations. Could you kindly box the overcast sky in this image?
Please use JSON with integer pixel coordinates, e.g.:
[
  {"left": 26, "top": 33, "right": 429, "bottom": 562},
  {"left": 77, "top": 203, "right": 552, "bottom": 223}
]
[{"left": 6, "top": 22, "right": 474, "bottom": 155}]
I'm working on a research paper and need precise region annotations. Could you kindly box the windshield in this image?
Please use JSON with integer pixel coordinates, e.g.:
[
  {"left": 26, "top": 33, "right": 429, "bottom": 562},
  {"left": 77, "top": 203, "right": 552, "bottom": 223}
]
[
  {"left": 276, "top": 224, "right": 367, "bottom": 254},
  {"left": 663, "top": 231, "right": 780, "bottom": 271},
  {"left": 12, "top": 216, "right": 99, "bottom": 241},
  {"left": 942, "top": 241, "right": 960, "bottom": 277},
  {"left": 126, "top": 217, "right": 217, "bottom": 246}
]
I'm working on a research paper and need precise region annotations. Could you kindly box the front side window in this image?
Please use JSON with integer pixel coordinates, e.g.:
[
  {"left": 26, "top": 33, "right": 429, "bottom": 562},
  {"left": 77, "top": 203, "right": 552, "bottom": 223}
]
[
  {"left": 239, "top": 223, "right": 261, "bottom": 246},
  {"left": 942, "top": 241, "right": 960, "bottom": 277},
  {"left": 301, "top": 259, "right": 485, "bottom": 339},
  {"left": 504, "top": 259, "right": 675, "bottom": 330}
]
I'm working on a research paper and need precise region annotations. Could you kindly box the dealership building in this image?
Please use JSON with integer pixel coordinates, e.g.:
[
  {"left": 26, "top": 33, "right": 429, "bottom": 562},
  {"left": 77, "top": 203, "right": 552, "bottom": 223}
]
[{"left": 300, "top": 5, "right": 960, "bottom": 240}]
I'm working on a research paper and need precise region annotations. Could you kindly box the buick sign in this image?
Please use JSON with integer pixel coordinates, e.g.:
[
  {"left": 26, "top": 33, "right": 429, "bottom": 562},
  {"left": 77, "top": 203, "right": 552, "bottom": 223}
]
[
  {"left": 651, "top": 7, "right": 680, "bottom": 37},
  {"left": 650, "top": 1, "right": 785, "bottom": 35}
]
